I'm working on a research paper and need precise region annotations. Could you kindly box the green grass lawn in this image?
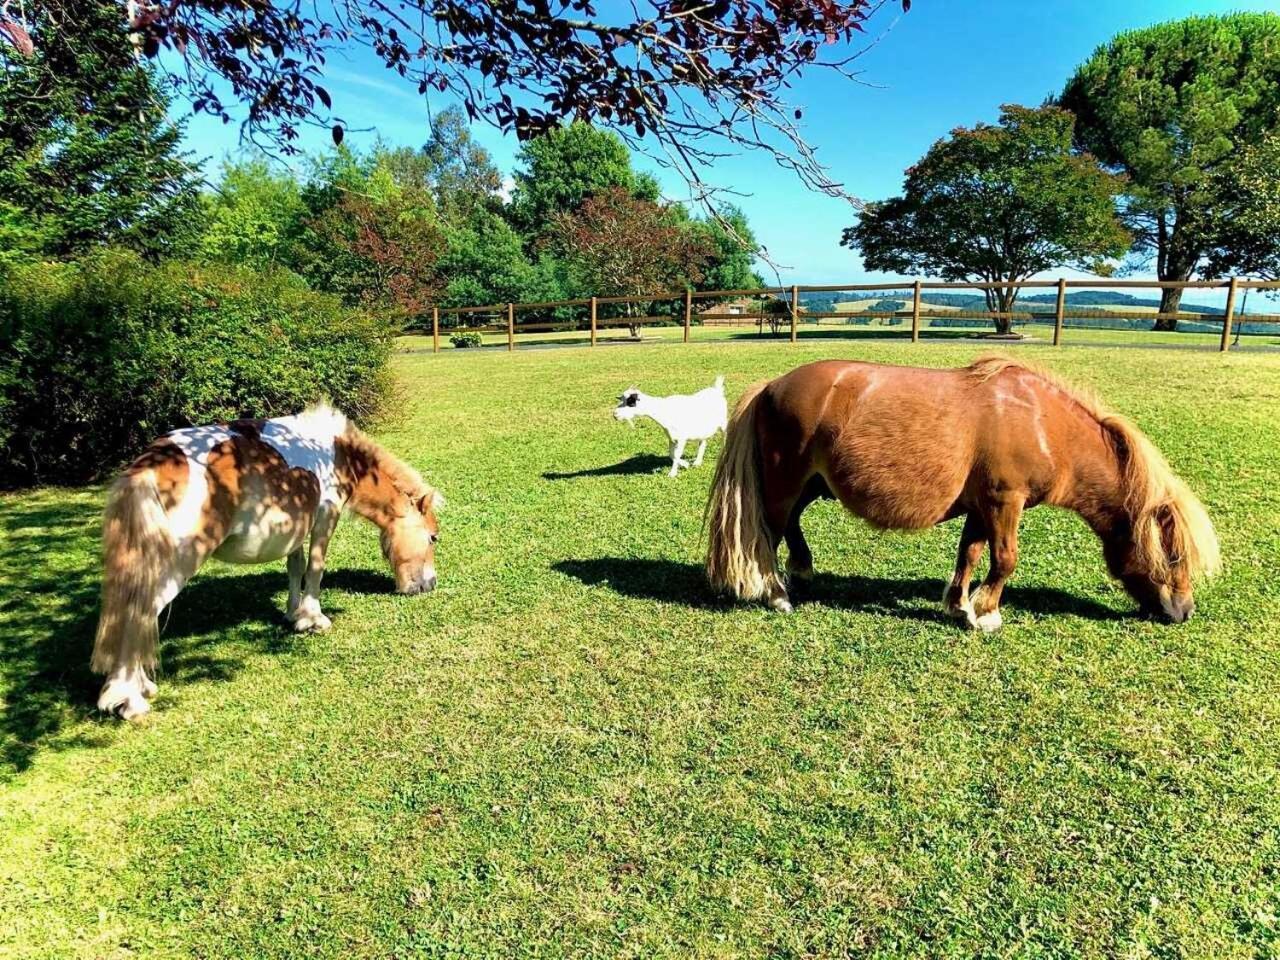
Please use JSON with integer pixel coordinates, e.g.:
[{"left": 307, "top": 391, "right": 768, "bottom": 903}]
[
  {"left": 3, "top": 339, "right": 1280, "bottom": 958},
  {"left": 398, "top": 320, "right": 1279, "bottom": 353}
]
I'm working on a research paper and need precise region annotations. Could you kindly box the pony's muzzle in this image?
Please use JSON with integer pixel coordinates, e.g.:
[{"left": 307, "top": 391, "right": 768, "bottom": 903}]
[
  {"left": 1166, "top": 595, "right": 1195, "bottom": 624},
  {"left": 400, "top": 573, "right": 437, "bottom": 596},
  {"left": 1150, "top": 593, "right": 1194, "bottom": 624}
]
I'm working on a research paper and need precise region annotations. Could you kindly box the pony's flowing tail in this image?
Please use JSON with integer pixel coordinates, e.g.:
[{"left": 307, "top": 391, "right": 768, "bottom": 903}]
[
  {"left": 705, "top": 381, "right": 784, "bottom": 601},
  {"left": 93, "top": 471, "right": 172, "bottom": 713}
]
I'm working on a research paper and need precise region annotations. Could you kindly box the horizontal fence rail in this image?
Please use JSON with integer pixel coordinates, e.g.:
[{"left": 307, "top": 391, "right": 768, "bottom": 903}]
[{"left": 420, "top": 277, "right": 1280, "bottom": 354}]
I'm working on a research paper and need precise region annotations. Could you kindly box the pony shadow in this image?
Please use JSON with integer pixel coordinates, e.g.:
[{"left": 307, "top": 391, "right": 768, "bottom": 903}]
[
  {"left": 543, "top": 453, "right": 671, "bottom": 480},
  {"left": 0, "top": 489, "right": 397, "bottom": 776},
  {"left": 553, "top": 557, "right": 1125, "bottom": 624}
]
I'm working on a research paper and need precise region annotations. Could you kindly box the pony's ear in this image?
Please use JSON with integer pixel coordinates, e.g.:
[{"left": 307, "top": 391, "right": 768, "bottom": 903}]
[{"left": 417, "top": 489, "right": 445, "bottom": 514}]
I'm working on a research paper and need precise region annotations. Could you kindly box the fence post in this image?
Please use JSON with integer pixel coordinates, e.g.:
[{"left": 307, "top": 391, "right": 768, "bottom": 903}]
[
  {"left": 507, "top": 302, "right": 515, "bottom": 352},
  {"left": 432, "top": 305, "right": 440, "bottom": 354},
  {"left": 910, "top": 280, "right": 922, "bottom": 343},
  {"left": 1220, "top": 277, "right": 1239, "bottom": 353},
  {"left": 683, "top": 289, "right": 692, "bottom": 343},
  {"left": 1053, "top": 278, "right": 1066, "bottom": 346},
  {"left": 790, "top": 284, "right": 799, "bottom": 343},
  {"left": 590, "top": 296, "right": 598, "bottom": 347}
]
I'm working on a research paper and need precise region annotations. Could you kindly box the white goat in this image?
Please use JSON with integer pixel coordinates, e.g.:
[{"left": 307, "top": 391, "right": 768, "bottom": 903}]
[{"left": 614, "top": 376, "right": 728, "bottom": 477}]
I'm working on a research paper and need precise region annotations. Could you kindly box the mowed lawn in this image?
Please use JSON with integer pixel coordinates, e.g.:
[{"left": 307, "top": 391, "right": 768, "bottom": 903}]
[{"left": 2, "top": 339, "right": 1280, "bottom": 958}]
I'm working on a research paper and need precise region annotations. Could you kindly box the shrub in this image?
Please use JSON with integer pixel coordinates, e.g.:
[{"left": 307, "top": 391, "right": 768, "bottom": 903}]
[
  {"left": 450, "top": 331, "right": 483, "bottom": 349},
  {"left": 0, "top": 250, "right": 396, "bottom": 487}
]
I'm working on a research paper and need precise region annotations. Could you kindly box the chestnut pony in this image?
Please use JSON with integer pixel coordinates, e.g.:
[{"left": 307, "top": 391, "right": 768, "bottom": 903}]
[
  {"left": 706, "top": 357, "right": 1219, "bottom": 628},
  {"left": 93, "top": 404, "right": 443, "bottom": 720}
]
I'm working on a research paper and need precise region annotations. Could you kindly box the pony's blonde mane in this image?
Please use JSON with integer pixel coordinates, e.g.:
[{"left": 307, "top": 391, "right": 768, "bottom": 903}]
[
  {"left": 304, "top": 399, "right": 442, "bottom": 512},
  {"left": 338, "top": 421, "right": 444, "bottom": 509},
  {"left": 966, "top": 356, "right": 1219, "bottom": 581}
]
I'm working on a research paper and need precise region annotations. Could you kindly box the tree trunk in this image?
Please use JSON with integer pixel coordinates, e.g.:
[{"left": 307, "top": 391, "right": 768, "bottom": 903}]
[
  {"left": 1155, "top": 285, "right": 1183, "bottom": 332},
  {"left": 992, "top": 285, "right": 1016, "bottom": 335}
]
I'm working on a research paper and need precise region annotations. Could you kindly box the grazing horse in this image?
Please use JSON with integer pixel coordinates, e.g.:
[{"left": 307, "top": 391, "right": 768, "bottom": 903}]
[
  {"left": 706, "top": 357, "right": 1219, "bottom": 628},
  {"left": 92, "top": 404, "right": 443, "bottom": 719}
]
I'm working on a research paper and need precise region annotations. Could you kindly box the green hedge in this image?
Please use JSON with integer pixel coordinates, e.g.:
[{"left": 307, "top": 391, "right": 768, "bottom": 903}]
[{"left": 0, "top": 250, "right": 395, "bottom": 487}]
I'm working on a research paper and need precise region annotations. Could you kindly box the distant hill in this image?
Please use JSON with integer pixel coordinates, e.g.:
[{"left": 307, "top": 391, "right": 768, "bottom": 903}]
[{"left": 803, "top": 289, "right": 1229, "bottom": 316}]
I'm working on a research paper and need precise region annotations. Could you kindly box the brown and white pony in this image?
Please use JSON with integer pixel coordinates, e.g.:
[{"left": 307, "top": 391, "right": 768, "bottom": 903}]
[
  {"left": 706, "top": 357, "right": 1219, "bottom": 628},
  {"left": 92, "top": 404, "right": 443, "bottom": 720}
]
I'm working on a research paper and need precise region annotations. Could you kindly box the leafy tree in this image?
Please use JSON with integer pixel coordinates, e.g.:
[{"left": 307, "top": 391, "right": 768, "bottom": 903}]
[
  {"left": 6, "top": 0, "right": 909, "bottom": 197},
  {"left": 842, "top": 105, "right": 1129, "bottom": 334},
  {"left": 292, "top": 155, "right": 445, "bottom": 321},
  {"left": 0, "top": 0, "right": 203, "bottom": 259},
  {"left": 509, "top": 123, "right": 660, "bottom": 240},
  {"left": 685, "top": 206, "right": 763, "bottom": 293},
  {"left": 550, "top": 187, "right": 710, "bottom": 338},
  {"left": 1204, "top": 133, "right": 1280, "bottom": 282},
  {"left": 374, "top": 109, "right": 504, "bottom": 227},
  {"left": 201, "top": 159, "right": 306, "bottom": 268},
  {"left": 437, "top": 208, "right": 548, "bottom": 308},
  {"left": 1060, "top": 13, "right": 1280, "bottom": 328}
]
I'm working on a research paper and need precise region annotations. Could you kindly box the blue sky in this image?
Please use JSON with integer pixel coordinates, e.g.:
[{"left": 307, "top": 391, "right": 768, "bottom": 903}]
[{"left": 180, "top": 0, "right": 1280, "bottom": 289}]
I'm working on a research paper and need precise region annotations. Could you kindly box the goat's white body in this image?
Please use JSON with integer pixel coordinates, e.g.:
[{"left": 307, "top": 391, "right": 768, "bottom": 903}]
[{"left": 616, "top": 377, "right": 728, "bottom": 477}]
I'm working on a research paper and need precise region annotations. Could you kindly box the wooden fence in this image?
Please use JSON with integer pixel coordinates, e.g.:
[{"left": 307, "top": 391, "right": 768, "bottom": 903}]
[{"left": 419, "top": 277, "right": 1280, "bottom": 354}]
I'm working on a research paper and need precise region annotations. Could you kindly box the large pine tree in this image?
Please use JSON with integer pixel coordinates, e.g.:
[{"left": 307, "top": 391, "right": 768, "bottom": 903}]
[{"left": 0, "top": 1, "right": 203, "bottom": 260}]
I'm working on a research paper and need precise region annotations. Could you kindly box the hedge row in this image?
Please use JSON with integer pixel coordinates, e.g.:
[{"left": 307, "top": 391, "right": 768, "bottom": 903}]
[{"left": 0, "top": 250, "right": 396, "bottom": 487}]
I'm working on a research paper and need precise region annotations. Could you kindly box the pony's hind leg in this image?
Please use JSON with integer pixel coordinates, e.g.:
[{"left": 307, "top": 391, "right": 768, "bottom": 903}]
[
  {"left": 969, "top": 496, "right": 1025, "bottom": 632},
  {"left": 784, "top": 477, "right": 827, "bottom": 582},
  {"left": 944, "top": 513, "right": 988, "bottom": 626}
]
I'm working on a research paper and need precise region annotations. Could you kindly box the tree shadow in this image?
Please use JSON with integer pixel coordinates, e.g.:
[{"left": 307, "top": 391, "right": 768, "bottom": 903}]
[
  {"left": 553, "top": 557, "right": 1125, "bottom": 625},
  {"left": 0, "top": 490, "right": 397, "bottom": 776},
  {"left": 543, "top": 453, "right": 671, "bottom": 480}
]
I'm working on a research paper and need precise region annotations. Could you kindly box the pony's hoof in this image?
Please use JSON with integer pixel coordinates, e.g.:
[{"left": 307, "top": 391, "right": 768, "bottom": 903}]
[
  {"left": 98, "top": 683, "right": 151, "bottom": 721},
  {"left": 769, "top": 597, "right": 794, "bottom": 614},
  {"left": 294, "top": 612, "right": 332, "bottom": 633},
  {"left": 973, "top": 609, "right": 1003, "bottom": 633}
]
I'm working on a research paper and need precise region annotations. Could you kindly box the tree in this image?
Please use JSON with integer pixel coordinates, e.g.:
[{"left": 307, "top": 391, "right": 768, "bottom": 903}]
[
  {"left": 841, "top": 105, "right": 1129, "bottom": 335},
  {"left": 509, "top": 123, "right": 659, "bottom": 241},
  {"left": 684, "top": 205, "right": 763, "bottom": 293},
  {"left": 1204, "top": 132, "right": 1280, "bottom": 282},
  {"left": 550, "top": 187, "right": 710, "bottom": 338},
  {"left": 1060, "top": 13, "right": 1280, "bottom": 328},
  {"left": 436, "top": 207, "right": 550, "bottom": 308},
  {"left": 291, "top": 154, "right": 445, "bottom": 321},
  {"left": 0, "top": 1, "right": 203, "bottom": 259},
  {"left": 4, "top": 0, "right": 909, "bottom": 200},
  {"left": 375, "top": 108, "right": 504, "bottom": 227},
  {"left": 201, "top": 159, "right": 306, "bottom": 268}
]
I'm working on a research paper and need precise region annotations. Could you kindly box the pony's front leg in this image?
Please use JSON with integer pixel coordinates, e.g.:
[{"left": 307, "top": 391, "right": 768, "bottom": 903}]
[
  {"left": 290, "top": 508, "right": 339, "bottom": 633},
  {"left": 970, "top": 497, "right": 1024, "bottom": 632},
  {"left": 944, "top": 513, "right": 988, "bottom": 626},
  {"left": 286, "top": 548, "right": 305, "bottom": 620}
]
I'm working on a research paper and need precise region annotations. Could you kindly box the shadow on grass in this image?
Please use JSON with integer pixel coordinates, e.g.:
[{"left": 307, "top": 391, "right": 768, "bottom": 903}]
[
  {"left": 543, "top": 453, "right": 671, "bottom": 480},
  {"left": 553, "top": 556, "right": 1125, "bottom": 625},
  {"left": 0, "top": 491, "right": 396, "bottom": 776}
]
